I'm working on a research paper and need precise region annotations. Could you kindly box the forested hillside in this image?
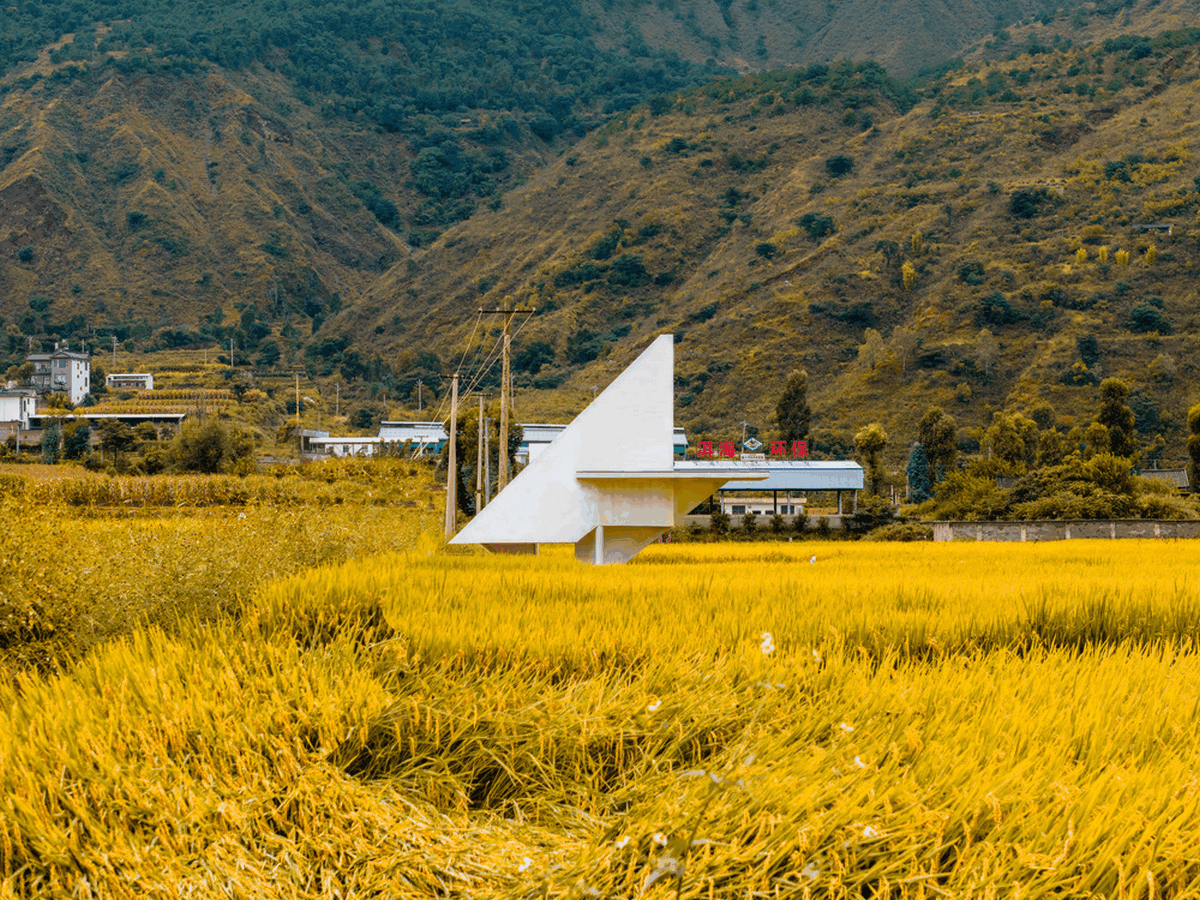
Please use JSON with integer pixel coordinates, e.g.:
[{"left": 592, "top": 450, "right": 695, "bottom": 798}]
[
  {"left": 2, "top": 0, "right": 1200, "bottom": 465},
  {"left": 349, "top": 27, "right": 1200, "bottom": 463}
]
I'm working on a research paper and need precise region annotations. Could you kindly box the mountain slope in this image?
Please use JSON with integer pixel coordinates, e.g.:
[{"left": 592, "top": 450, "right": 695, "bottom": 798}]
[
  {"left": 0, "top": 60, "right": 564, "bottom": 357},
  {"left": 585, "top": 0, "right": 1060, "bottom": 77},
  {"left": 348, "top": 33, "right": 1200, "bottom": 461}
]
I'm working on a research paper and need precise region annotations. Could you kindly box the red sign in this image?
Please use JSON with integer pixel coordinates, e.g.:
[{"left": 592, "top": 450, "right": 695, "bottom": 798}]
[{"left": 696, "top": 440, "right": 808, "bottom": 459}]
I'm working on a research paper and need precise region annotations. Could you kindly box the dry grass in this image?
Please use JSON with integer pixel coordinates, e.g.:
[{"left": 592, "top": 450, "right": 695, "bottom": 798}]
[{"left": 5, "top": 539, "right": 1200, "bottom": 896}]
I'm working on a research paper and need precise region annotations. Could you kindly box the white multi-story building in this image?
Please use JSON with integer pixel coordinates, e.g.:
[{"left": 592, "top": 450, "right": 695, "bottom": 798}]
[
  {"left": 28, "top": 345, "right": 91, "bottom": 405},
  {"left": 0, "top": 387, "right": 37, "bottom": 444},
  {"left": 106, "top": 373, "right": 154, "bottom": 390}
]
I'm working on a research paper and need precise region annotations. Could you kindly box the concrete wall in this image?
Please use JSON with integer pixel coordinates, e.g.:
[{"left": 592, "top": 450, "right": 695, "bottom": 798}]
[
  {"left": 932, "top": 520, "right": 1200, "bottom": 542},
  {"left": 681, "top": 513, "right": 848, "bottom": 530}
]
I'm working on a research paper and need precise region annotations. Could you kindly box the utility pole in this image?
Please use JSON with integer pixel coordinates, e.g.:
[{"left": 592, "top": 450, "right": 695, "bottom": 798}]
[
  {"left": 499, "top": 315, "right": 512, "bottom": 492},
  {"left": 294, "top": 372, "right": 302, "bottom": 460},
  {"left": 444, "top": 373, "right": 459, "bottom": 541},
  {"left": 417, "top": 379, "right": 423, "bottom": 413},
  {"left": 483, "top": 416, "right": 491, "bottom": 506},
  {"left": 479, "top": 302, "right": 533, "bottom": 494},
  {"left": 475, "top": 393, "right": 485, "bottom": 516},
  {"left": 229, "top": 339, "right": 235, "bottom": 368},
  {"left": 335, "top": 383, "right": 340, "bottom": 418},
  {"left": 112, "top": 335, "right": 117, "bottom": 369}
]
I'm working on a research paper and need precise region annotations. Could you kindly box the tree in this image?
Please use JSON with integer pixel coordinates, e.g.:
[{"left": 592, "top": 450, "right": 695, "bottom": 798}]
[
  {"left": 98, "top": 420, "right": 137, "bottom": 464},
  {"left": 1095, "top": 377, "right": 1137, "bottom": 461},
  {"left": 62, "top": 421, "right": 91, "bottom": 460},
  {"left": 984, "top": 411, "right": 1039, "bottom": 471},
  {"left": 917, "top": 407, "right": 957, "bottom": 484},
  {"left": 825, "top": 154, "right": 854, "bottom": 177},
  {"left": 901, "top": 260, "right": 916, "bottom": 291},
  {"left": 857, "top": 328, "right": 884, "bottom": 370},
  {"left": 775, "top": 370, "right": 810, "bottom": 444},
  {"left": 1083, "top": 421, "right": 1111, "bottom": 458},
  {"left": 854, "top": 422, "right": 888, "bottom": 495},
  {"left": 90, "top": 362, "right": 108, "bottom": 396},
  {"left": 173, "top": 420, "right": 252, "bottom": 473},
  {"left": 890, "top": 324, "right": 920, "bottom": 377},
  {"left": 1029, "top": 401, "right": 1056, "bottom": 431},
  {"left": 40, "top": 419, "right": 62, "bottom": 464},
  {"left": 906, "top": 443, "right": 932, "bottom": 503},
  {"left": 798, "top": 213, "right": 835, "bottom": 240},
  {"left": 513, "top": 340, "right": 555, "bottom": 374},
  {"left": 1187, "top": 403, "right": 1200, "bottom": 491},
  {"left": 1009, "top": 187, "right": 1050, "bottom": 219}
]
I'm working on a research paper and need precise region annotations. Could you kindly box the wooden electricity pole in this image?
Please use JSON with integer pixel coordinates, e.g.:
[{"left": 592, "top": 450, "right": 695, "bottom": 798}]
[
  {"left": 475, "top": 392, "right": 485, "bottom": 515},
  {"left": 294, "top": 372, "right": 302, "bottom": 459},
  {"left": 479, "top": 303, "right": 533, "bottom": 494},
  {"left": 444, "top": 373, "right": 459, "bottom": 541},
  {"left": 499, "top": 314, "right": 513, "bottom": 492},
  {"left": 483, "top": 416, "right": 491, "bottom": 506}
]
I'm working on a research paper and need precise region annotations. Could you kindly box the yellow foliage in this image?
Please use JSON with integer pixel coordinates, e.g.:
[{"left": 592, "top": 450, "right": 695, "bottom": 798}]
[
  {"left": 1075, "top": 246, "right": 1087, "bottom": 264},
  {"left": 1115, "top": 249, "right": 1130, "bottom": 267},
  {"left": 6, "top": 541, "right": 1200, "bottom": 896},
  {"left": 901, "top": 260, "right": 917, "bottom": 290},
  {"left": 1097, "top": 245, "right": 1109, "bottom": 262}
]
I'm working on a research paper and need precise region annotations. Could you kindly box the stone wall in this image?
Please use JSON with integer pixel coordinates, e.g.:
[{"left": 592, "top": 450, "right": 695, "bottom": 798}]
[{"left": 932, "top": 520, "right": 1200, "bottom": 542}]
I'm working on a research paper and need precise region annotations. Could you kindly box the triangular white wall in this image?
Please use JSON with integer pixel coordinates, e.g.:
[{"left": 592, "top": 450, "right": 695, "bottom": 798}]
[{"left": 450, "top": 335, "right": 675, "bottom": 547}]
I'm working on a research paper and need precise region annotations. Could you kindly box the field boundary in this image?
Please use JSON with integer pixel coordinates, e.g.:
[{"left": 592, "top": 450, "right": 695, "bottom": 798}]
[{"left": 932, "top": 519, "right": 1200, "bottom": 541}]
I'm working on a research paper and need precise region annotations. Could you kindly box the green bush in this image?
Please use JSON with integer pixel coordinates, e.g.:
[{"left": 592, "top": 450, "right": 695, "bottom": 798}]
[{"left": 864, "top": 522, "right": 933, "bottom": 541}]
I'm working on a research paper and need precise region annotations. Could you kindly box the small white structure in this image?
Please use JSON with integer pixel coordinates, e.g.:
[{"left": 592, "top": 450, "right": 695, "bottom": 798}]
[
  {"left": 28, "top": 345, "right": 91, "bottom": 405},
  {"left": 378, "top": 421, "right": 448, "bottom": 456},
  {"left": 309, "top": 435, "right": 383, "bottom": 457},
  {"left": 106, "top": 373, "right": 154, "bottom": 390},
  {"left": 517, "top": 424, "right": 689, "bottom": 465},
  {"left": 450, "top": 335, "right": 764, "bottom": 564},
  {"left": 0, "top": 387, "right": 36, "bottom": 429},
  {"left": 0, "top": 386, "right": 36, "bottom": 448}
]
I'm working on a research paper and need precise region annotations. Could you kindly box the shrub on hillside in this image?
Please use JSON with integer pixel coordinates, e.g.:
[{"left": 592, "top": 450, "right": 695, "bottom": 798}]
[
  {"left": 1009, "top": 187, "right": 1053, "bottom": 219},
  {"left": 173, "top": 420, "right": 254, "bottom": 474},
  {"left": 825, "top": 154, "right": 854, "bottom": 177},
  {"left": 863, "top": 522, "right": 933, "bottom": 541}
]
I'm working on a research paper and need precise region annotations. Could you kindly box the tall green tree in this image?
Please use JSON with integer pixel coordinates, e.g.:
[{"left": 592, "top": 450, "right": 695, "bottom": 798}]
[
  {"left": 917, "top": 407, "right": 957, "bottom": 483},
  {"left": 173, "top": 420, "right": 252, "bottom": 473},
  {"left": 98, "top": 420, "right": 136, "bottom": 464},
  {"left": 1095, "top": 378, "right": 1138, "bottom": 461},
  {"left": 775, "top": 370, "right": 810, "bottom": 444},
  {"left": 40, "top": 419, "right": 61, "bottom": 464},
  {"left": 906, "top": 443, "right": 932, "bottom": 503},
  {"left": 62, "top": 421, "right": 91, "bottom": 460},
  {"left": 984, "top": 411, "right": 1039, "bottom": 472},
  {"left": 1187, "top": 403, "right": 1200, "bottom": 491},
  {"left": 854, "top": 422, "right": 888, "bottom": 495}
]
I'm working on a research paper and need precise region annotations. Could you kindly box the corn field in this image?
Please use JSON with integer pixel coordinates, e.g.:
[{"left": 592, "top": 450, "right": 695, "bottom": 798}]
[{"left": 4, "top": 508, "right": 1200, "bottom": 896}]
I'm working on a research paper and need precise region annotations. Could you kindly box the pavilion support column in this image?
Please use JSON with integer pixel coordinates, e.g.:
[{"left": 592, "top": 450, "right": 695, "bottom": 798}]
[
  {"left": 773, "top": 490, "right": 778, "bottom": 514},
  {"left": 594, "top": 524, "right": 605, "bottom": 565},
  {"left": 836, "top": 490, "right": 843, "bottom": 516}
]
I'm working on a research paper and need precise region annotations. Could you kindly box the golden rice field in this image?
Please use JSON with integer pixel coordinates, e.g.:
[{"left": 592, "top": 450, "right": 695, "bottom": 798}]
[{"left": 5, "top": 516, "right": 1200, "bottom": 897}]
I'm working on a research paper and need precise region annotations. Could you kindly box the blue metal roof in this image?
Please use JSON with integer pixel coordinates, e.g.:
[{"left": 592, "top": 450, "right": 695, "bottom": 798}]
[{"left": 674, "top": 459, "right": 864, "bottom": 491}]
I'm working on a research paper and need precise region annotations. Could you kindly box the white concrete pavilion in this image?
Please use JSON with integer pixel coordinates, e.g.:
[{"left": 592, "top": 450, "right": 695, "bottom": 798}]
[{"left": 449, "top": 334, "right": 765, "bottom": 564}]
